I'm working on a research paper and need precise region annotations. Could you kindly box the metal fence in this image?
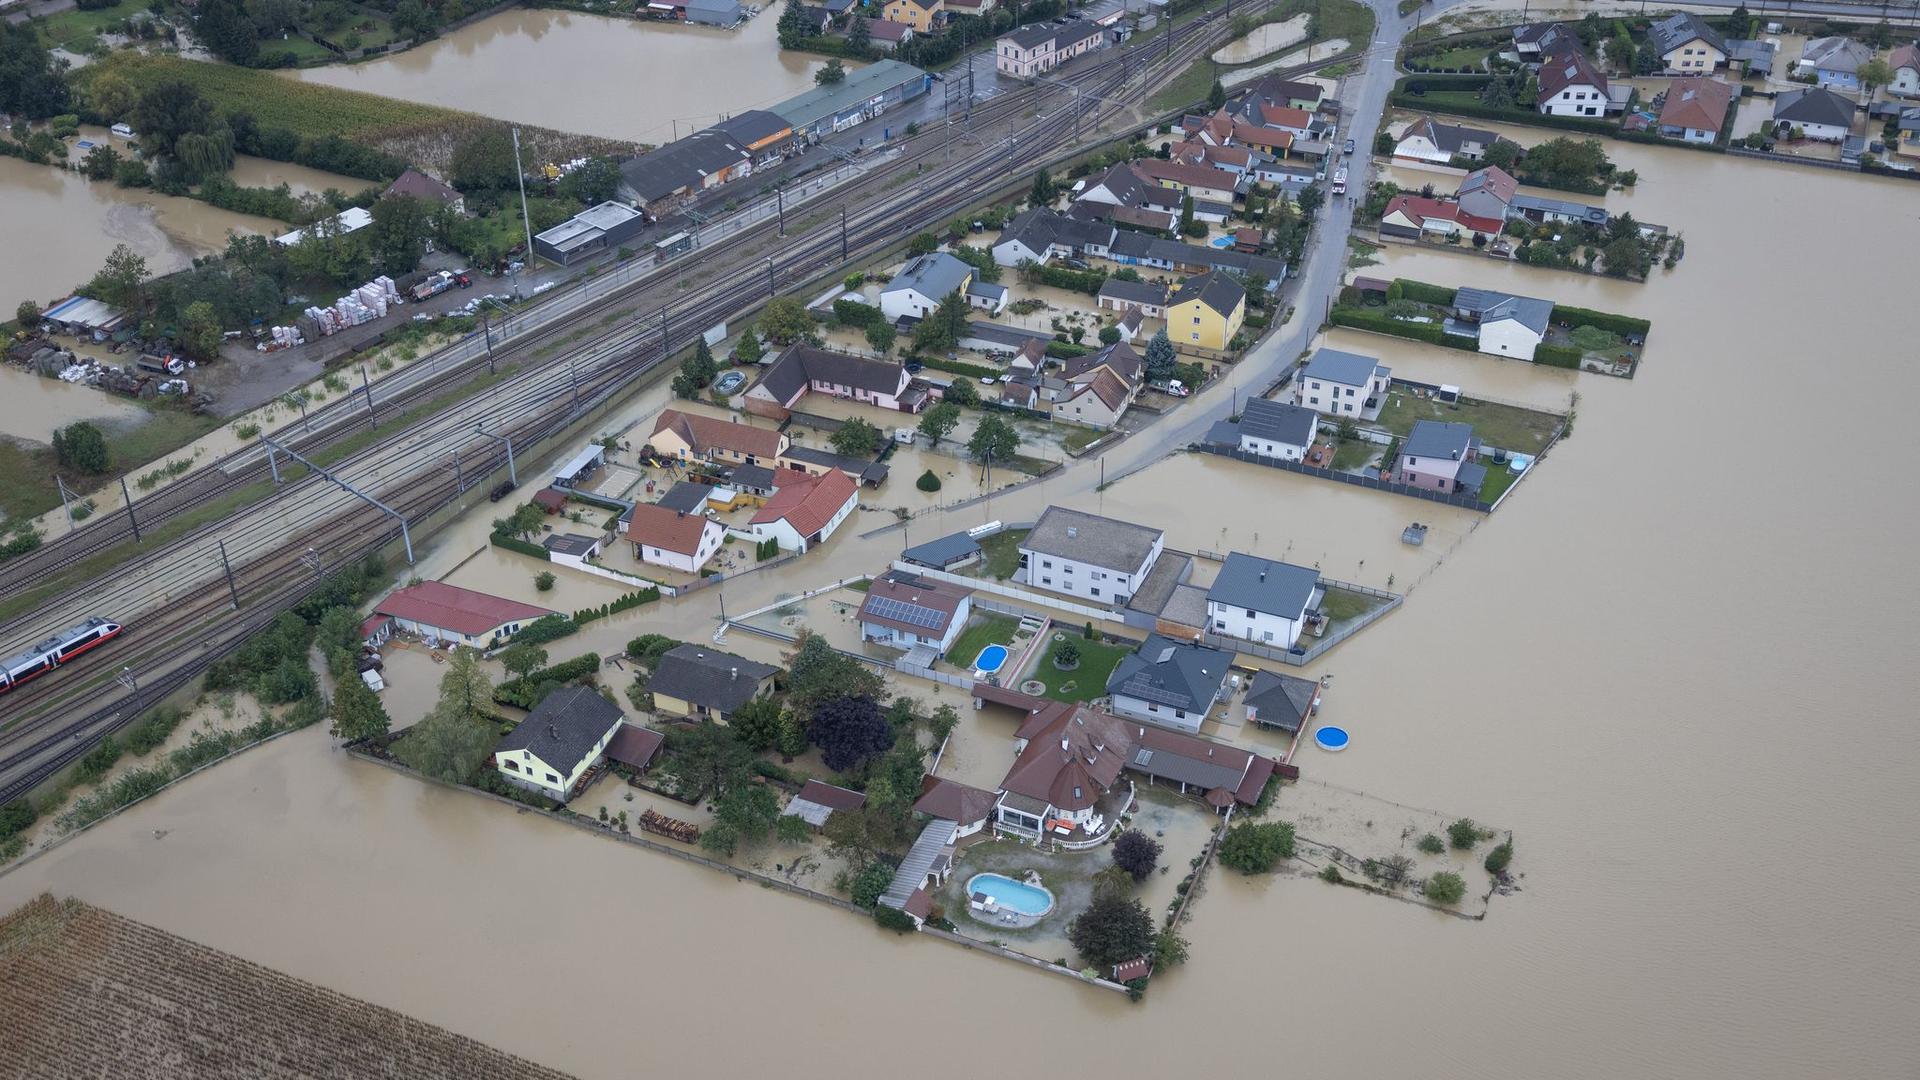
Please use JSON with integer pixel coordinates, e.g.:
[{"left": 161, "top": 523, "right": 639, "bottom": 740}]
[{"left": 1193, "top": 443, "right": 1494, "bottom": 513}]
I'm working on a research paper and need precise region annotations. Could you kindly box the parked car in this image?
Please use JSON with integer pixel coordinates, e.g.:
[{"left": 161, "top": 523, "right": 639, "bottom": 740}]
[{"left": 1343, "top": 137, "right": 1356, "bottom": 155}]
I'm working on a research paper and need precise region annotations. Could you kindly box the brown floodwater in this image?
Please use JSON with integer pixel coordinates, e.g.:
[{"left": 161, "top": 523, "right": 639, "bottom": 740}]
[
  {"left": 3, "top": 139, "right": 1919, "bottom": 1077},
  {"left": 283, "top": 8, "right": 845, "bottom": 146}
]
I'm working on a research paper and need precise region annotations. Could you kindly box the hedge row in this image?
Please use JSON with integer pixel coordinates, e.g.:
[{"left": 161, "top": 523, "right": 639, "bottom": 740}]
[
  {"left": 495, "top": 652, "right": 603, "bottom": 709},
  {"left": 833, "top": 297, "right": 884, "bottom": 328},
  {"left": 563, "top": 490, "right": 629, "bottom": 512},
  {"left": 513, "top": 614, "right": 579, "bottom": 648},
  {"left": 1391, "top": 82, "right": 1620, "bottom": 136},
  {"left": 1330, "top": 307, "right": 1479, "bottom": 352},
  {"left": 1534, "top": 344, "right": 1582, "bottom": 369},
  {"left": 1392, "top": 279, "right": 1458, "bottom": 305},
  {"left": 574, "top": 587, "right": 660, "bottom": 627},
  {"left": 919, "top": 356, "right": 1000, "bottom": 380},
  {"left": 1551, "top": 304, "right": 1651, "bottom": 337},
  {"left": 1045, "top": 340, "right": 1091, "bottom": 359},
  {"left": 1026, "top": 264, "right": 1107, "bottom": 295},
  {"left": 490, "top": 531, "right": 550, "bottom": 560}
]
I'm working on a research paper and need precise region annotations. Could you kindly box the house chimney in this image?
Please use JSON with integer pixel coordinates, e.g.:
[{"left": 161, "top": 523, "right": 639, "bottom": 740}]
[
  {"left": 1259, "top": 568, "right": 1267, "bottom": 582},
  {"left": 1066, "top": 526, "right": 1078, "bottom": 538},
  {"left": 730, "top": 666, "right": 738, "bottom": 680},
  {"left": 547, "top": 724, "right": 558, "bottom": 740},
  {"left": 1061, "top": 737, "right": 1070, "bottom": 751}
]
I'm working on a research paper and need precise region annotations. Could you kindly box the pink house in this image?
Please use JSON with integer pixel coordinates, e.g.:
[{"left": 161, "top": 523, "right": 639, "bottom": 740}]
[{"left": 1394, "top": 420, "right": 1485, "bottom": 495}]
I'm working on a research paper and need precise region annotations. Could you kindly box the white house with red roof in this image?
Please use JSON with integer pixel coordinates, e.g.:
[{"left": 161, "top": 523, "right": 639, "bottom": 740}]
[
  {"left": 372, "top": 581, "right": 556, "bottom": 648},
  {"left": 1378, "top": 194, "right": 1502, "bottom": 239},
  {"left": 625, "top": 502, "right": 725, "bottom": 573},
  {"left": 746, "top": 468, "right": 858, "bottom": 552}
]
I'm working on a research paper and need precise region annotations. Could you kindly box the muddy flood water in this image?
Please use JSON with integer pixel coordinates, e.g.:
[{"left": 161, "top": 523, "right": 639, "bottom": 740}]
[
  {"left": 284, "top": 8, "right": 844, "bottom": 146},
  {"left": 3, "top": 135, "right": 1919, "bottom": 1077}
]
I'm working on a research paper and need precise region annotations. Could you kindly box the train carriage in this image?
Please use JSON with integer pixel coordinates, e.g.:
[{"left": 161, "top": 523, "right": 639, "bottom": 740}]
[{"left": 0, "top": 617, "right": 124, "bottom": 694}]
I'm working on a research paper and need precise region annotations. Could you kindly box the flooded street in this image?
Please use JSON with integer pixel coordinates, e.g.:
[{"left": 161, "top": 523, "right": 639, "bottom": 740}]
[
  {"left": 283, "top": 9, "right": 842, "bottom": 146},
  {"left": 4, "top": 134, "right": 1920, "bottom": 1077}
]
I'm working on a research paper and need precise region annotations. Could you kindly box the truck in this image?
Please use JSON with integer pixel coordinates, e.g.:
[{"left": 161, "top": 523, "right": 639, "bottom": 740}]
[
  {"left": 411, "top": 271, "right": 455, "bottom": 302},
  {"left": 1331, "top": 166, "right": 1348, "bottom": 196},
  {"left": 136, "top": 354, "right": 185, "bottom": 376}
]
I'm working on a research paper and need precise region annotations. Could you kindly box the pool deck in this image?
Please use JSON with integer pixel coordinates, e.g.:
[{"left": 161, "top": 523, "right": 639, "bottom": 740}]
[{"left": 962, "top": 872, "right": 1053, "bottom": 930}]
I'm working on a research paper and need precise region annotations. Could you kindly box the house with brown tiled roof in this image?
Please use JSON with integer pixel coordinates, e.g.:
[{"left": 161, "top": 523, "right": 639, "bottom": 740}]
[
  {"left": 625, "top": 501, "right": 725, "bottom": 573},
  {"left": 1657, "top": 77, "right": 1733, "bottom": 143},
  {"left": 383, "top": 168, "right": 465, "bottom": 214},
  {"left": 374, "top": 581, "right": 556, "bottom": 649},
  {"left": 746, "top": 468, "right": 858, "bottom": 552},
  {"left": 857, "top": 569, "right": 974, "bottom": 657},
  {"left": 914, "top": 775, "right": 1002, "bottom": 838},
  {"left": 647, "top": 408, "right": 788, "bottom": 466},
  {"left": 1537, "top": 47, "right": 1612, "bottom": 117}
]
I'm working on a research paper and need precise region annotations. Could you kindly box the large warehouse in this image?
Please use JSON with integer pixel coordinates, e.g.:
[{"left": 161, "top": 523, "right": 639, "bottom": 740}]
[{"left": 770, "top": 60, "right": 931, "bottom": 142}]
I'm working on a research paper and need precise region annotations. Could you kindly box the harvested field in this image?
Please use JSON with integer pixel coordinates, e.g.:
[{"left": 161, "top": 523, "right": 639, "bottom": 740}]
[
  {"left": 75, "top": 55, "right": 634, "bottom": 173},
  {"left": 0, "top": 894, "right": 575, "bottom": 1079}
]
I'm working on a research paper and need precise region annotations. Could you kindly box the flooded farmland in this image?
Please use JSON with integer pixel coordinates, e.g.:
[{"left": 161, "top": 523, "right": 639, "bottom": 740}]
[
  {"left": 283, "top": 8, "right": 844, "bottom": 145},
  {"left": 3, "top": 130, "right": 1919, "bottom": 1079}
]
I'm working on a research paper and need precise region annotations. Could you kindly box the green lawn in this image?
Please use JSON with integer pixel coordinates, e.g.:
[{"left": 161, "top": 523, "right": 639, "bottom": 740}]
[
  {"left": 1330, "top": 437, "right": 1377, "bottom": 471},
  {"left": 946, "top": 613, "right": 1020, "bottom": 672},
  {"left": 1062, "top": 426, "right": 1105, "bottom": 453},
  {"left": 1374, "top": 388, "right": 1562, "bottom": 455},
  {"left": 1476, "top": 458, "right": 1521, "bottom": 504},
  {"left": 1317, "top": 585, "right": 1384, "bottom": 622},
  {"left": 33, "top": 0, "right": 148, "bottom": 51},
  {"left": 975, "top": 528, "right": 1029, "bottom": 580},
  {"left": 1028, "top": 635, "right": 1132, "bottom": 704},
  {"left": 1410, "top": 45, "right": 1490, "bottom": 70}
]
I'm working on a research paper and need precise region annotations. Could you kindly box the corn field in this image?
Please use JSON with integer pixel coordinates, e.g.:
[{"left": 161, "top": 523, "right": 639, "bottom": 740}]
[{"left": 0, "top": 895, "right": 578, "bottom": 1079}]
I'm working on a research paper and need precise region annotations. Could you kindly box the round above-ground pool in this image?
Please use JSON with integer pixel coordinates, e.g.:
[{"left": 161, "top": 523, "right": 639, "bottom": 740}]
[
  {"left": 967, "top": 873, "right": 1054, "bottom": 917},
  {"left": 1315, "top": 726, "right": 1350, "bottom": 752},
  {"left": 973, "top": 644, "right": 1010, "bottom": 675}
]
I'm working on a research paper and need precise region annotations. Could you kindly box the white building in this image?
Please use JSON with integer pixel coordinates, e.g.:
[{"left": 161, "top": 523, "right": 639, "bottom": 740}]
[
  {"left": 1453, "top": 287, "right": 1552, "bottom": 362},
  {"left": 1205, "top": 552, "right": 1321, "bottom": 651},
  {"left": 491, "top": 686, "right": 626, "bottom": 803},
  {"left": 1537, "top": 49, "right": 1611, "bottom": 117},
  {"left": 371, "top": 581, "right": 557, "bottom": 649},
  {"left": 542, "top": 533, "right": 604, "bottom": 569},
  {"left": 1294, "top": 347, "right": 1390, "bottom": 421},
  {"left": 1236, "top": 398, "right": 1319, "bottom": 462},
  {"left": 625, "top": 502, "right": 725, "bottom": 573},
  {"left": 1104, "top": 634, "right": 1232, "bottom": 734},
  {"left": 856, "top": 571, "right": 975, "bottom": 658},
  {"left": 1017, "top": 506, "right": 1164, "bottom": 605},
  {"left": 745, "top": 469, "right": 859, "bottom": 552},
  {"left": 880, "top": 252, "right": 973, "bottom": 321}
]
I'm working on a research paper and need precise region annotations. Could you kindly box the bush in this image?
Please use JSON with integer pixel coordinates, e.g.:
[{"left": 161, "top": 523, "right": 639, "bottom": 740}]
[
  {"left": 916, "top": 469, "right": 941, "bottom": 492},
  {"left": 494, "top": 653, "right": 602, "bottom": 708},
  {"left": 489, "top": 529, "right": 550, "bottom": 560},
  {"left": 1425, "top": 871, "right": 1468, "bottom": 905},
  {"left": 873, "top": 905, "right": 919, "bottom": 933},
  {"left": 1416, "top": 832, "right": 1445, "bottom": 854},
  {"left": 1484, "top": 840, "right": 1513, "bottom": 875},
  {"left": 72, "top": 737, "right": 125, "bottom": 786},
  {"left": 1329, "top": 307, "right": 1474, "bottom": 352},
  {"left": 1026, "top": 263, "right": 1106, "bottom": 295},
  {"left": 850, "top": 860, "right": 895, "bottom": 909},
  {"left": 1534, "top": 343, "right": 1582, "bottom": 369},
  {"left": 832, "top": 297, "right": 883, "bottom": 328},
  {"left": 918, "top": 356, "right": 999, "bottom": 381},
  {"left": 1447, "top": 817, "right": 1481, "bottom": 850},
  {"left": 1112, "top": 830, "right": 1162, "bottom": 882},
  {"left": 1394, "top": 279, "right": 1457, "bottom": 305},
  {"left": 513, "top": 614, "right": 579, "bottom": 647},
  {"left": 1053, "top": 641, "right": 1081, "bottom": 668},
  {"left": 534, "top": 571, "right": 557, "bottom": 592},
  {"left": 1318, "top": 863, "right": 1344, "bottom": 883},
  {"left": 1550, "top": 304, "right": 1651, "bottom": 337},
  {"left": 123, "top": 706, "right": 186, "bottom": 755},
  {"left": 0, "top": 799, "right": 38, "bottom": 844},
  {"left": 1217, "top": 821, "right": 1295, "bottom": 874}
]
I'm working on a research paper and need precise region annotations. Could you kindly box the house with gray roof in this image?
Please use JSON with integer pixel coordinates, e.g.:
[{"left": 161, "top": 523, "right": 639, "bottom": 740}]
[
  {"left": 901, "top": 530, "right": 982, "bottom": 570},
  {"left": 1206, "top": 552, "right": 1321, "bottom": 651},
  {"left": 1106, "top": 634, "right": 1231, "bottom": 733},
  {"left": 1452, "top": 287, "right": 1554, "bottom": 361},
  {"left": 616, "top": 128, "right": 753, "bottom": 207},
  {"left": 1295, "top": 347, "right": 1389, "bottom": 421},
  {"left": 1797, "top": 36, "right": 1872, "bottom": 91},
  {"left": 770, "top": 59, "right": 930, "bottom": 140},
  {"left": 1509, "top": 193, "right": 1610, "bottom": 228},
  {"left": 1097, "top": 277, "right": 1171, "bottom": 318},
  {"left": 1394, "top": 115, "right": 1500, "bottom": 164},
  {"left": 1235, "top": 397, "right": 1319, "bottom": 461},
  {"left": 647, "top": 644, "right": 780, "bottom": 721},
  {"left": 881, "top": 252, "right": 973, "bottom": 321},
  {"left": 1394, "top": 419, "right": 1484, "bottom": 495},
  {"left": 1243, "top": 669, "right": 1322, "bottom": 733},
  {"left": 1018, "top": 506, "right": 1164, "bottom": 605},
  {"left": 492, "top": 686, "right": 625, "bottom": 803},
  {"left": 745, "top": 344, "right": 921, "bottom": 414},
  {"left": 1773, "top": 86, "right": 1857, "bottom": 142},
  {"left": 1647, "top": 11, "right": 1727, "bottom": 74}
]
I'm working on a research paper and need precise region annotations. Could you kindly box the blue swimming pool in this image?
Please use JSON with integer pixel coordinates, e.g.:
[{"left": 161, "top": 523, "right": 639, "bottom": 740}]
[
  {"left": 1315, "top": 725, "right": 1350, "bottom": 752},
  {"left": 1211, "top": 235, "right": 1234, "bottom": 248},
  {"left": 973, "top": 644, "right": 1009, "bottom": 673},
  {"left": 967, "top": 873, "right": 1054, "bottom": 917}
]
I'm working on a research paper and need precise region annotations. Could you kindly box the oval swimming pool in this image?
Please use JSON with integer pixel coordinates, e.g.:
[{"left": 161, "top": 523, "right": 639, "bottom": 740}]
[
  {"left": 966, "top": 873, "right": 1054, "bottom": 917},
  {"left": 1315, "top": 725, "right": 1350, "bottom": 752},
  {"left": 973, "top": 644, "right": 1009, "bottom": 674}
]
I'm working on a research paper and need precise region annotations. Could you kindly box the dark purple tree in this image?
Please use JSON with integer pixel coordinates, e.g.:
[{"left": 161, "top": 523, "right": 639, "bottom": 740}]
[
  {"left": 808, "top": 694, "right": 895, "bottom": 773},
  {"left": 1112, "top": 830, "right": 1162, "bottom": 883}
]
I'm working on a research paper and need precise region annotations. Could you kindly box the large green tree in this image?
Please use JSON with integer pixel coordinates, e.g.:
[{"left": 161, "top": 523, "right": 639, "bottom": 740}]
[
  {"left": 394, "top": 650, "right": 497, "bottom": 782},
  {"left": 808, "top": 694, "right": 894, "bottom": 773},
  {"left": 178, "top": 300, "right": 224, "bottom": 360},
  {"left": 659, "top": 721, "right": 754, "bottom": 798},
  {"left": 195, "top": 0, "right": 261, "bottom": 66},
  {"left": 52, "top": 422, "right": 110, "bottom": 474},
  {"left": 784, "top": 631, "right": 886, "bottom": 711},
  {"left": 328, "top": 674, "right": 391, "bottom": 743},
  {"left": 0, "top": 22, "right": 71, "bottom": 120},
  {"left": 558, "top": 157, "right": 621, "bottom": 206},
  {"left": 87, "top": 243, "right": 149, "bottom": 310},
  {"left": 829, "top": 416, "right": 881, "bottom": 457},
  {"left": 1143, "top": 327, "right": 1176, "bottom": 382},
  {"left": 728, "top": 695, "right": 785, "bottom": 752},
  {"left": 1067, "top": 893, "right": 1155, "bottom": 968},
  {"left": 449, "top": 127, "right": 519, "bottom": 192},
  {"left": 369, "top": 195, "right": 433, "bottom": 276},
  {"left": 967, "top": 414, "right": 1019, "bottom": 468},
  {"left": 758, "top": 295, "right": 816, "bottom": 345},
  {"left": 916, "top": 401, "right": 960, "bottom": 447}
]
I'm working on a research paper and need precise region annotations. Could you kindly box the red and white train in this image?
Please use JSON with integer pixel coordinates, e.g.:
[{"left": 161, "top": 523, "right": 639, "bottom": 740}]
[{"left": 0, "top": 616, "right": 124, "bottom": 695}]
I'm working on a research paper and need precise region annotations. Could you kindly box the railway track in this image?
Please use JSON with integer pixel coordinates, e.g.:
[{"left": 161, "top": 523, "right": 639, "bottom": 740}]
[{"left": 0, "top": 3, "right": 1267, "bottom": 803}]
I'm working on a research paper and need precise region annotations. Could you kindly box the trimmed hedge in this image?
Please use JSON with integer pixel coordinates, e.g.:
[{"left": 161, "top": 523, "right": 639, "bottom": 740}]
[
  {"left": 1550, "top": 304, "right": 1651, "bottom": 337},
  {"left": 512, "top": 614, "right": 579, "bottom": 648},
  {"left": 1534, "top": 344, "right": 1582, "bottom": 369},
  {"left": 495, "top": 652, "right": 603, "bottom": 709},
  {"left": 919, "top": 356, "right": 1000, "bottom": 381},
  {"left": 1025, "top": 264, "right": 1107, "bottom": 295},
  {"left": 563, "top": 490, "right": 629, "bottom": 512},
  {"left": 1330, "top": 307, "right": 1479, "bottom": 352},
  {"left": 1393, "top": 279, "right": 1458, "bottom": 305},
  {"left": 1391, "top": 77, "right": 1620, "bottom": 135},
  {"left": 490, "top": 530, "right": 550, "bottom": 560},
  {"left": 833, "top": 297, "right": 884, "bottom": 328},
  {"left": 1045, "top": 340, "right": 1091, "bottom": 359}
]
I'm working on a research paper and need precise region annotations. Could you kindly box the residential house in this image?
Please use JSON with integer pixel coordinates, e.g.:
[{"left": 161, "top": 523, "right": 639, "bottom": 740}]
[
  {"left": 1511, "top": 21, "right": 1573, "bottom": 61},
  {"left": 624, "top": 502, "right": 725, "bottom": 573},
  {"left": 1239, "top": 75, "right": 1321, "bottom": 110},
  {"left": 746, "top": 468, "right": 859, "bottom": 552},
  {"left": 901, "top": 530, "right": 983, "bottom": 571},
  {"left": 1166, "top": 271, "right": 1245, "bottom": 352},
  {"left": 1395, "top": 419, "right": 1484, "bottom": 494},
  {"left": 1537, "top": 48, "right": 1612, "bottom": 117},
  {"left": 1113, "top": 305, "right": 1146, "bottom": 343},
  {"left": 1206, "top": 552, "right": 1320, "bottom": 651},
  {"left": 779, "top": 444, "right": 890, "bottom": 488},
  {"left": 382, "top": 168, "right": 464, "bottom": 215},
  {"left": 1054, "top": 341, "right": 1144, "bottom": 429},
  {"left": 745, "top": 345, "right": 924, "bottom": 417},
  {"left": 1294, "top": 346, "right": 1389, "bottom": 421},
  {"left": 1455, "top": 165, "right": 1518, "bottom": 221},
  {"left": 1128, "top": 725, "right": 1275, "bottom": 813},
  {"left": 1074, "top": 161, "right": 1153, "bottom": 207},
  {"left": 994, "top": 19, "right": 1101, "bottom": 77},
  {"left": 1891, "top": 43, "right": 1920, "bottom": 96},
  {"left": 989, "top": 207, "right": 1116, "bottom": 267},
  {"left": 1378, "top": 194, "right": 1502, "bottom": 240},
  {"left": 967, "top": 280, "right": 1008, "bottom": 314},
  {"left": 648, "top": 644, "right": 779, "bottom": 722},
  {"left": 857, "top": 570, "right": 975, "bottom": 657},
  {"left": 1648, "top": 12, "right": 1727, "bottom": 74},
  {"left": 492, "top": 686, "right": 625, "bottom": 802},
  {"left": 372, "top": 581, "right": 555, "bottom": 649},
  {"left": 1105, "top": 634, "right": 1231, "bottom": 732},
  {"left": 882, "top": 0, "right": 940, "bottom": 33},
  {"left": 1018, "top": 506, "right": 1164, "bottom": 604},
  {"left": 1235, "top": 397, "right": 1318, "bottom": 461},
  {"left": 1394, "top": 115, "right": 1499, "bottom": 164},
  {"left": 648, "top": 408, "right": 788, "bottom": 466},
  {"left": 1897, "top": 107, "right": 1920, "bottom": 159},
  {"left": 1509, "top": 193, "right": 1610, "bottom": 228},
  {"left": 1797, "top": 36, "right": 1872, "bottom": 91},
  {"left": 782, "top": 780, "right": 867, "bottom": 830},
  {"left": 1726, "top": 37, "right": 1779, "bottom": 77},
  {"left": 1774, "top": 86, "right": 1856, "bottom": 142},
  {"left": 913, "top": 775, "right": 1001, "bottom": 839},
  {"left": 1134, "top": 158, "right": 1241, "bottom": 206},
  {"left": 943, "top": 0, "right": 993, "bottom": 16},
  {"left": 1242, "top": 669, "right": 1321, "bottom": 734},
  {"left": 865, "top": 17, "right": 915, "bottom": 50},
  {"left": 542, "top": 533, "right": 602, "bottom": 569},
  {"left": 1657, "top": 77, "right": 1734, "bottom": 142},
  {"left": 994, "top": 700, "right": 1136, "bottom": 839},
  {"left": 1453, "top": 286, "right": 1553, "bottom": 361},
  {"left": 881, "top": 252, "right": 974, "bottom": 321},
  {"left": 1097, "top": 278, "right": 1170, "bottom": 319}
]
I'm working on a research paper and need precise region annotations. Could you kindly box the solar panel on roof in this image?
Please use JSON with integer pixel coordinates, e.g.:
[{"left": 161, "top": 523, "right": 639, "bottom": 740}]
[{"left": 865, "top": 596, "right": 946, "bottom": 629}]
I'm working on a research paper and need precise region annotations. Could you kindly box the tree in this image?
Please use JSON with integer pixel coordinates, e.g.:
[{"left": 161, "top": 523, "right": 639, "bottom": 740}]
[
  {"left": 246, "top": 0, "right": 301, "bottom": 34},
  {"left": 1206, "top": 79, "right": 1226, "bottom": 110},
  {"left": 1296, "top": 182, "right": 1323, "bottom": 216},
  {"left": 784, "top": 630, "right": 887, "bottom": 711},
  {"left": 941, "top": 376, "right": 979, "bottom": 407},
  {"left": 1522, "top": 137, "right": 1609, "bottom": 188},
  {"left": 394, "top": 650, "right": 496, "bottom": 782},
  {"left": 846, "top": 14, "right": 871, "bottom": 50},
  {"left": 916, "top": 469, "right": 940, "bottom": 491},
  {"left": 1373, "top": 129, "right": 1395, "bottom": 155},
  {"left": 1484, "top": 839, "right": 1514, "bottom": 875},
  {"left": 52, "top": 422, "right": 110, "bottom": 474},
  {"left": 1633, "top": 39, "right": 1661, "bottom": 75},
  {"left": 1098, "top": 324, "right": 1121, "bottom": 345},
  {"left": 1066, "top": 892, "right": 1155, "bottom": 969},
  {"left": 1425, "top": 871, "right": 1467, "bottom": 905},
  {"left": 1179, "top": 191, "right": 1196, "bottom": 235},
  {"left": 776, "top": 812, "right": 813, "bottom": 844},
  {"left": 863, "top": 320, "right": 896, "bottom": 356},
  {"left": 449, "top": 127, "right": 518, "bottom": 192},
  {"left": 178, "top": 300, "right": 224, "bottom": 360},
  {"left": 195, "top": 0, "right": 260, "bottom": 64},
  {"left": 369, "top": 195, "right": 432, "bottom": 276},
  {"left": 328, "top": 674, "right": 390, "bottom": 743},
  {"left": 1858, "top": 58, "right": 1893, "bottom": 104},
  {"left": 699, "top": 821, "right": 740, "bottom": 856},
  {"left": 916, "top": 401, "right": 960, "bottom": 447},
  {"left": 907, "top": 231, "right": 939, "bottom": 256},
  {"left": 1416, "top": 832, "right": 1445, "bottom": 854},
  {"left": 758, "top": 295, "right": 815, "bottom": 345},
  {"left": 815, "top": 58, "right": 847, "bottom": 86},
  {"left": 0, "top": 23, "right": 72, "bottom": 119},
  {"left": 1143, "top": 328, "right": 1176, "bottom": 383},
  {"left": 1724, "top": 2, "right": 1752, "bottom": 37},
  {"left": 849, "top": 859, "right": 894, "bottom": 908},
  {"left": 534, "top": 570, "right": 556, "bottom": 592},
  {"left": 809, "top": 694, "right": 894, "bottom": 772},
  {"left": 80, "top": 145, "right": 121, "bottom": 181},
  {"left": 1112, "top": 830, "right": 1161, "bottom": 882},
  {"left": 830, "top": 416, "right": 881, "bottom": 457},
  {"left": 660, "top": 721, "right": 754, "bottom": 798},
  {"left": 15, "top": 300, "right": 39, "bottom": 327},
  {"left": 1447, "top": 817, "right": 1481, "bottom": 850},
  {"left": 951, "top": 244, "right": 1000, "bottom": 283},
  {"left": 1482, "top": 139, "right": 1521, "bottom": 171},
  {"left": 713, "top": 782, "right": 781, "bottom": 845},
  {"left": 777, "top": 0, "right": 809, "bottom": 46},
  {"left": 1600, "top": 235, "right": 1648, "bottom": 279},
  {"left": 1153, "top": 926, "right": 1190, "bottom": 969},
  {"left": 1217, "top": 821, "right": 1295, "bottom": 874},
  {"left": 967, "top": 414, "right": 1019, "bottom": 469},
  {"left": 728, "top": 695, "right": 785, "bottom": 752},
  {"left": 87, "top": 243, "right": 148, "bottom": 310},
  {"left": 501, "top": 501, "right": 546, "bottom": 540},
  {"left": 1030, "top": 167, "right": 1055, "bottom": 206},
  {"left": 498, "top": 643, "right": 548, "bottom": 680},
  {"left": 732, "top": 322, "right": 764, "bottom": 365}
]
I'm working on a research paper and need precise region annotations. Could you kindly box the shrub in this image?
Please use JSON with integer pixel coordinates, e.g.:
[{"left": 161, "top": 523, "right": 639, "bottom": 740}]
[
  {"left": 1549, "top": 304, "right": 1651, "bottom": 337},
  {"left": 494, "top": 653, "right": 602, "bottom": 708},
  {"left": 1053, "top": 641, "right": 1081, "bottom": 667},
  {"left": 873, "top": 905, "right": 919, "bottom": 933},
  {"left": 1447, "top": 817, "right": 1481, "bottom": 850},
  {"left": 534, "top": 571, "right": 557, "bottom": 592},
  {"left": 916, "top": 469, "right": 941, "bottom": 492},
  {"left": 513, "top": 614, "right": 579, "bottom": 647},
  {"left": 1484, "top": 840, "right": 1513, "bottom": 875},
  {"left": 1416, "top": 832, "right": 1445, "bottom": 854},
  {"left": 123, "top": 706, "right": 186, "bottom": 755},
  {"left": 1217, "top": 821, "right": 1295, "bottom": 874},
  {"left": 832, "top": 297, "right": 882, "bottom": 327},
  {"left": 1113, "top": 830, "right": 1162, "bottom": 882},
  {"left": 1394, "top": 278, "right": 1457, "bottom": 305},
  {"left": 1425, "top": 871, "right": 1467, "bottom": 905},
  {"left": 1319, "top": 863, "right": 1344, "bottom": 883},
  {"left": 0, "top": 799, "right": 38, "bottom": 844},
  {"left": 1534, "top": 343, "right": 1582, "bottom": 369},
  {"left": 850, "top": 860, "right": 895, "bottom": 909}
]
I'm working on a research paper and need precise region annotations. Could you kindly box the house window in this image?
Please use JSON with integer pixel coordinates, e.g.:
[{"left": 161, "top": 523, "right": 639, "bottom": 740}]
[
  {"left": 1042, "top": 577, "right": 1052, "bottom": 586},
  {"left": 1215, "top": 620, "right": 1227, "bottom": 630},
  {"left": 1175, "top": 709, "right": 1186, "bottom": 719},
  {"left": 1091, "top": 587, "right": 1101, "bottom": 597},
  {"left": 1263, "top": 630, "right": 1274, "bottom": 642},
  {"left": 1042, "top": 559, "right": 1053, "bottom": 568},
  {"left": 1147, "top": 703, "right": 1159, "bottom": 712},
  {"left": 546, "top": 773, "right": 558, "bottom": 783},
  {"left": 504, "top": 760, "right": 520, "bottom": 772}
]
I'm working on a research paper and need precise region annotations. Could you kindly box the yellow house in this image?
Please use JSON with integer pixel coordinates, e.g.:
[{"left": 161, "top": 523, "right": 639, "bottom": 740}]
[
  {"left": 492, "top": 686, "right": 625, "bottom": 803},
  {"left": 1167, "top": 272, "right": 1246, "bottom": 352},
  {"left": 883, "top": 0, "right": 942, "bottom": 33},
  {"left": 648, "top": 644, "right": 781, "bottom": 722},
  {"left": 648, "top": 408, "right": 788, "bottom": 467}
]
